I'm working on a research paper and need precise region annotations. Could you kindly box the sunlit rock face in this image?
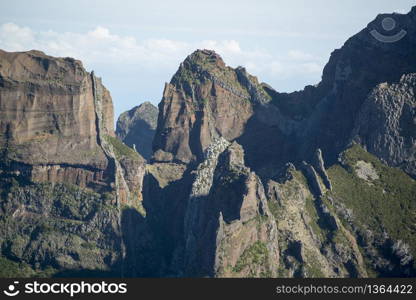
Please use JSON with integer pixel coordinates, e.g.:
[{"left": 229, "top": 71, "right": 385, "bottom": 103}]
[
  {"left": 1, "top": 6, "right": 416, "bottom": 278},
  {"left": 0, "top": 49, "right": 114, "bottom": 189},
  {"left": 0, "top": 49, "right": 147, "bottom": 277},
  {"left": 153, "top": 49, "right": 263, "bottom": 164}
]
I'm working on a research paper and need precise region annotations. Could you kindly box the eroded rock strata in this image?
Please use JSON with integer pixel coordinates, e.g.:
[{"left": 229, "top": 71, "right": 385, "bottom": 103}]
[
  {"left": 0, "top": 50, "right": 146, "bottom": 276},
  {"left": 1, "top": 6, "right": 416, "bottom": 278}
]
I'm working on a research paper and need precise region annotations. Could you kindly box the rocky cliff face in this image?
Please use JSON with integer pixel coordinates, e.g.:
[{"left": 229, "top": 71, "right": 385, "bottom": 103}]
[
  {"left": 0, "top": 50, "right": 146, "bottom": 276},
  {"left": 142, "top": 7, "right": 416, "bottom": 278},
  {"left": 352, "top": 73, "right": 416, "bottom": 177},
  {"left": 1, "top": 6, "right": 416, "bottom": 278},
  {"left": 267, "top": 165, "right": 367, "bottom": 278},
  {"left": 324, "top": 145, "right": 416, "bottom": 276},
  {"left": 0, "top": 50, "right": 113, "bottom": 190},
  {"left": 152, "top": 49, "right": 267, "bottom": 164},
  {"left": 116, "top": 101, "right": 158, "bottom": 160},
  {"left": 289, "top": 7, "right": 416, "bottom": 168},
  {"left": 152, "top": 8, "right": 416, "bottom": 179},
  {"left": 182, "top": 139, "right": 279, "bottom": 277}
]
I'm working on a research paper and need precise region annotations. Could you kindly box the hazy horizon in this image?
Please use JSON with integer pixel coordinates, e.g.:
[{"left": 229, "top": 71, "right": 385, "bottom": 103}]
[{"left": 1, "top": 0, "right": 414, "bottom": 118}]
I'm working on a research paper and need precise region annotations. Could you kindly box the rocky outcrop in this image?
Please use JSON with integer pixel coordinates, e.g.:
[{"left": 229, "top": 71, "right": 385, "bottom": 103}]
[
  {"left": 293, "top": 7, "right": 416, "bottom": 166},
  {"left": 352, "top": 73, "right": 416, "bottom": 177},
  {"left": 0, "top": 49, "right": 145, "bottom": 200},
  {"left": 152, "top": 7, "right": 416, "bottom": 180},
  {"left": 312, "top": 149, "right": 332, "bottom": 190},
  {"left": 301, "top": 162, "right": 326, "bottom": 198},
  {"left": 0, "top": 49, "right": 146, "bottom": 276},
  {"left": 128, "top": 7, "right": 416, "bottom": 278},
  {"left": 327, "top": 145, "right": 416, "bottom": 276},
  {"left": 1, "top": 6, "right": 416, "bottom": 279},
  {"left": 0, "top": 50, "right": 113, "bottom": 190},
  {"left": 182, "top": 140, "right": 279, "bottom": 277},
  {"left": 153, "top": 49, "right": 265, "bottom": 164},
  {"left": 116, "top": 101, "right": 158, "bottom": 160},
  {"left": 266, "top": 167, "right": 367, "bottom": 278}
]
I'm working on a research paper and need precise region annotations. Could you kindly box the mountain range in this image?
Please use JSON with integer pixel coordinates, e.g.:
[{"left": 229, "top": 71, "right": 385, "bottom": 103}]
[{"left": 0, "top": 7, "right": 415, "bottom": 277}]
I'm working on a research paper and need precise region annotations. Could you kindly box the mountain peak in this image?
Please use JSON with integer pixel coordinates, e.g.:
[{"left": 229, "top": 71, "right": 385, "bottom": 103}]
[
  {"left": 116, "top": 101, "right": 158, "bottom": 160},
  {"left": 187, "top": 49, "right": 224, "bottom": 66},
  {"left": 172, "top": 49, "right": 226, "bottom": 84},
  {"left": 136, "top": 101, "right": 157, "bottom": 112},
  {"left": 154, "top": 47, "right": 273, "bottom": 163}
]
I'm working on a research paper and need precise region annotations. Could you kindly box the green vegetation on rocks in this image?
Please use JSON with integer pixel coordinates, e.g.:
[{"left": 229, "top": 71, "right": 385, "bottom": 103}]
[
  {"left": 327, "top": 144, "right": 416, "bottom": 270},
  {"left": 233, "top": 241, "right": 272, "bottom": 277},
  {"left": 105, "top": 134, "right": 141, "bottom": 160},
  {"left": 0, "top": 179, "right": 121, "bottom": 277},
  {"left": 0, "top": 256, "right": 35, "bottom": 277}
]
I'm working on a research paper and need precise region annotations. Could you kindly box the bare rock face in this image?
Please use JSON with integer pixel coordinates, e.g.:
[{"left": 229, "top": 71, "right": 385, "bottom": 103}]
[
  {"left": 352, "top": 73, "right": 416, "bottom": 177},
  {"left": 116, "top": 101, "right": 158, "bottom": 160},
  {"left": 135, "top": 8, "right": 416, "bottom": 278},
  {"left": 0, "top": 49, "right": 145, "bottom": 203},
  {"left": 153, "top": 49, "right": 267, "bottom": 164},
  {"left": 0, "top": 49, "right": 147, "bottom": 276},
  {"left": 312, "top": 149, "right": 332, "bottom": 190},
  {"left": 151, "top": 8, "right": 416, "bottom": 180},
  {"left": 301, "top": 161, "right": 326, "bottom": 198},
  {"left": 294, "top": 7, "right": 416, "bottom": 165},
  {"left": 0, "top": 49, "right": 114, "bottom": 190},
  {"left": 216, "top": 8, "right": 416, "bottom": 178},
  {"left": 1, "top": 6, "right": 416, "bottom": 279},
  {"left": 182, "top": 140, "right": 279, "bottom": 277}
]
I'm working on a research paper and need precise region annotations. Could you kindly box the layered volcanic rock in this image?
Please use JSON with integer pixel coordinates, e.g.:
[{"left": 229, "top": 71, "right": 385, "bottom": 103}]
[
  {"left": 143, "top": 7, "right": 416, "bottom": 278},
  {"left": 152, "top": 6, "right": 416, "bottom": 177},
  {"left": 0, "top": 49, "right": 147, "bottom": 276},
  {"left": 152, "top": 49, "right": 269, "bottom": 164},
  {"left": 0, "top": 49, "right": 114, "bottom": 190},
  {"left": 291, "top": 7, "right": 416, "bottom": 166},
  {"left": 182, "top": 139, "right": 279, "bottom": 277},
  {"left": 1, "top": 6, "right": 416, "bottom": 279},
  {"left": 116, "top": 101, "right": 158, "bottom": 160},
  {"left": 352, "top": 73, "right": 416, "bottom": 177}
]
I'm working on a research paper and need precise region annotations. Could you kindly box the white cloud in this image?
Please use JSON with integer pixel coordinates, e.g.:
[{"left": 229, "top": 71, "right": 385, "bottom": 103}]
[
  {"left": 0, "top": 22, "right": 324, "bottom": 81},
  {"left": 288, "top": 50, "right": 317, "bottom": 61},
  {"left": 268, "top": 59, "right": 323, "bottom": 79},
  {"left": 393, "top": 8, "right": 410, "bottom": 14}
]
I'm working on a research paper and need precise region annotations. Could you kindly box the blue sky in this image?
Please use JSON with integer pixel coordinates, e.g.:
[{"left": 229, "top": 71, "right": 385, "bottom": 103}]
[{"left": 0, "top": 0, "right": 414, "bottom": 119}]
